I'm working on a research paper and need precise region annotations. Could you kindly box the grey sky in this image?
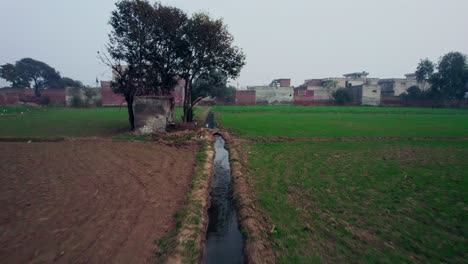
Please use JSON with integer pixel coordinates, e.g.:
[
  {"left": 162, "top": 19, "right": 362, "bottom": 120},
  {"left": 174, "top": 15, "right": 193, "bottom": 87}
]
[{"left": 1, "top": 0, "right": 467, "bottom": 87}]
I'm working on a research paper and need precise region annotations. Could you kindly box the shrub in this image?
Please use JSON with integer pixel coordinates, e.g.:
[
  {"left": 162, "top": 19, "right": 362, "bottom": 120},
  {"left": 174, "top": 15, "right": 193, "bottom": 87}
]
[
  {"left": 332, "top": 88, "right": 352, "bottom": 104},
  {"left": 400, "top": 86, "right": 426, "bottom": 100},
  {"left": 39, "top": 96, "right": 51, "bottom": 106},
  {"left": 94, "top": 99, "right": 103, "bottom": 107},
  {"left": 70, "top": 95, "right": 85, "bottom": 108}
]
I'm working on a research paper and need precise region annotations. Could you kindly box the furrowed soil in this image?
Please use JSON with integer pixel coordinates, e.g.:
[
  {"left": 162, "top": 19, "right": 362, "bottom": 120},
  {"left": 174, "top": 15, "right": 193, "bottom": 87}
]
[{"left": 0, "top": 139, "right": 196, "bottom": 264}]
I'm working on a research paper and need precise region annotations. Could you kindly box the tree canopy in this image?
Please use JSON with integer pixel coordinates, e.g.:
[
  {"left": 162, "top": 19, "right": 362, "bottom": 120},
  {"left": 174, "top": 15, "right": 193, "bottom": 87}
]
[
  {"left": 415, "top": 52, "right": 468, "bottom": 101},
  {"left": 332, "top": 88, "right": 352, "bottom": 104},
  {"left": 192, "top": 70, "right": 236, "bottom": 103},
  {"left": 0, "top": 58, "right": 83, "bottom": 96},
  {"left": 415, "top": 59, "right": 435, "bottom": 83},
  {"left": 179, "top": 12, "right": 245, "bottom": 121},
  {"left": 104, "top": 0, "right": 179, "bottom": 130},
  {"left": 104, "top": 0, "right": 245, "bottom": 129}
]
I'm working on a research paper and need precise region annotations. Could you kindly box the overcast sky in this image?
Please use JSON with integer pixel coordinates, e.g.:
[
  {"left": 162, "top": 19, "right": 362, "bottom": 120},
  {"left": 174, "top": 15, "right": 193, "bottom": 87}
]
[{"left": 1, "top": 0, "right": 467, "bottom": 87}]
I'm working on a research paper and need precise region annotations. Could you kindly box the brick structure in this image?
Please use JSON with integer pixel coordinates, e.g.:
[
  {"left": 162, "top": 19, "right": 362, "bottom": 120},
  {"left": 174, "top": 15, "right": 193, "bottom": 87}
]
[
  {"left": 293, "top": 87, "right": 314, "bottom": 105},
  {"left": 303, "top": 79, "right": 322, "bottom": 87},
  {"left": 0, "top": 88, "right": 66, "bottom": 105},
  {"left": 101, "top": 80, "right": 184, "bottom": 107},
  {"left": 100, "top": 81, "right": 126, "bottom": 106},
  {"left": 40, "top": 90, "right": 66, "bottom": 105},
  {"left": 133, "top": 96, "right": 174, "bottom": 133},
  {"left": 0, "top": 89, "right": 21, "bottom": 105},
  {"left": 278, "top": 79, "right": 291, "bottom": 87},
  {"left": 271, "top": 78, "right": 291, "bottom": 87},
  {"left": 235, "top": 90, "right": 256, "bottom": 105}
]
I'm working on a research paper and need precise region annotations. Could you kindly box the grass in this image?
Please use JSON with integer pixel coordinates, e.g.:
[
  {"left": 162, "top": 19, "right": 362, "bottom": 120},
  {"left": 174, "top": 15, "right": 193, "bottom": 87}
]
[
  {"left": 213, "top": 106, "right": 468, "bottom": 138},
  {"left": 248, "top": 140, "right": 467, "bottom": 263},
  {"left": 0, "top": 106, "right": 190, "bottom": 138},
  {"left": 213, "top": 105, "right": 468, "bottom": 114},
  {"left": 0, "top": 106, "right": 50, "bottom": 113},
  {"left": 213, "top": 105, "right": 468, "bottom": 262},
  {"left": 0, "top": 107, "right": 129, "bottom": 138}
]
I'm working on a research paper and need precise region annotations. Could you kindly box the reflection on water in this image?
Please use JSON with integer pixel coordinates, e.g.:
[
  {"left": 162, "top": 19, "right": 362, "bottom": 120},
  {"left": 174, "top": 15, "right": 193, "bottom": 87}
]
[{"left": 203, "top": 135, "right": 244, "bottom": 264}]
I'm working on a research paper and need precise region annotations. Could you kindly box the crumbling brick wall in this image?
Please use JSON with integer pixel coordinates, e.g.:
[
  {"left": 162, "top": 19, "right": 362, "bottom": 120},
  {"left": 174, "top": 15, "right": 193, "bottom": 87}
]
[{"left": 133, "top": 96, "right": 174, "bottom": 134}]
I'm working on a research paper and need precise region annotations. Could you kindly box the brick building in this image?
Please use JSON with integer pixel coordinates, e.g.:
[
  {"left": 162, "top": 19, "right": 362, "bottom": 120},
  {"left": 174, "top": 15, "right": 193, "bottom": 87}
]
[
  {"left": 100, "top": 81, "right": 126, "bottom": 106},
  {"left": 270, "top": 78, "right": 291, "bottom": 87},
  {"left": 100, "top": 79, "right": 185, "bottom": 107},
  {"left": 235, "top": 90, "right": 256, "bottom": 105},
  {"left": 0, "top": 88, "right": 66, "bottom": 105}
]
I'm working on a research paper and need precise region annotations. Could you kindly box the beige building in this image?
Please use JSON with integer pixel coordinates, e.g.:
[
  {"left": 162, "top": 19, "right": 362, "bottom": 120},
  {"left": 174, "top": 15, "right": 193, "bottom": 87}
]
[
  {"left": 378, "top": 73, "right": 429, "bottom": 96},
  {"left": 302, "top": 72, "right": 379, "bottom": 102},
  {"left": 247, "top": 85, "right": 294, "bottom": 105}
]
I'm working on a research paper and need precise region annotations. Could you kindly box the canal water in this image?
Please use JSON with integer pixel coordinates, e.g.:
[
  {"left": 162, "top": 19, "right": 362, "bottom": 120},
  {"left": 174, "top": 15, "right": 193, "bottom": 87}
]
[{"left": 203, "top": 112, "right": 244, "bottom": 264}]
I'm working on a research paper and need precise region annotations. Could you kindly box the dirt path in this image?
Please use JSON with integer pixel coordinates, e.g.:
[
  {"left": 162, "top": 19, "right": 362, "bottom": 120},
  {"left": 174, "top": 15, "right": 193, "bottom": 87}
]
[{"left": 0, "top": 139, "right": 196, "bottom": 264}]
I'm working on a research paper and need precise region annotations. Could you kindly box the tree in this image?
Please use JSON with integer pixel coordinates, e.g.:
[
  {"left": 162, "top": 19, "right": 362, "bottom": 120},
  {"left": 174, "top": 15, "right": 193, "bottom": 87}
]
[
  {"left": 104, "top": 0, "right": 158, "bottom": 130},
  {"left": 104, "top": 1, "right": 245, "bottom": 128},
  {"left": 323, "top": 80, "right": 339, "bottom": 99},
  {"left": 0, "top": 63, "right": 29, "bottom": 88},
  {"left": 180, "top": 12, "right": 245, "bottom": 122},
  {"left": 415, "top": 59, "right": 435, "bottom": 83},
  {"left": 56, "top": 77, "right": 83, "bottom": 89},
  {"left": 332, "top": 88, "right": 352, "bottom": 104},
  {"left": 0, "top": 58, "right": 78, "bottom": 95},
  {"left": 146, "top": 3, "right": 188, "bottom": 95},
  {"left": 415, "top": 58, "right": 435, "bottom": 91},
  {"left": 192, "top": 69, "right": 236, "bottom": 103},
  {"left": 15, "top": 58, "right": 61, "bottom": 96},
  {"left": 416, "top": 52, "right": 468, "bottom": 101},
  {"left": 103, "top": 0, "right": 194, "bottom": 130},
  {"left": 430, "top": 52, "right": 468, "bottom": 100},
  {"left": 400, "top": 85, "right": 428, "bottom": 101}
]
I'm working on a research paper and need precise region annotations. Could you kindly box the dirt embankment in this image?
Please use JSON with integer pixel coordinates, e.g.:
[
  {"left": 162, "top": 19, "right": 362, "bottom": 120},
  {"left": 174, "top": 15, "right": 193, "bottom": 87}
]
[
  {"left": 166, "top": 130, "right": 215, "bottom": 264},
  {"left": 0, "top": 139, "right": 196, "bottom": 264}
]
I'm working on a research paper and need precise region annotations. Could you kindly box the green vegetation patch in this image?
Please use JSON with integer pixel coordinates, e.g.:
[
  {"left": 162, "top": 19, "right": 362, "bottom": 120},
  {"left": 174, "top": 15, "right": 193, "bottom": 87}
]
[
  {"left": 213, "top": 106, "right": 468, "bottom": 138},
  {"left": 0, "top": 106, "right": 51, "bottom": 114},
  {"left": 0, "top": 106, "right": 194, "bottom": 138},
  {"left": 0, "top": 107, "right": 128, "bottom": 138},
  {"left": 248, "top": 140, "right": 467, "bottom": 263},
  {"left": 213, "top": 105, "right": 468, "bottom": 114}
]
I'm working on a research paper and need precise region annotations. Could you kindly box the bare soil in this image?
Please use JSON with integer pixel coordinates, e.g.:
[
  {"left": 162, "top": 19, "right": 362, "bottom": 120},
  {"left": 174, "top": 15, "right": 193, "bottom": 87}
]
[{"left": 0, "top": 139, "right": 196, "bottom": 264}]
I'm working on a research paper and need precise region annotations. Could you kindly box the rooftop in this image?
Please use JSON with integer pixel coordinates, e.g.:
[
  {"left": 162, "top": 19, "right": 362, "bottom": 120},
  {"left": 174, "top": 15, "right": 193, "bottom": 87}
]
[{"left": 343, "top": 71, "right": 369, "bottom": 78}]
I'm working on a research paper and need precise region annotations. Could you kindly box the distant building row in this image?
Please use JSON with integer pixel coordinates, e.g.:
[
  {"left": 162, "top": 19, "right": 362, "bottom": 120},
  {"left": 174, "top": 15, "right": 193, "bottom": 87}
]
[
  {"left": 0, "top": 80, "right": 185, "bottom": 107},
  {"left": 235, "top": 72, "right": 429, "bottom": 106}
]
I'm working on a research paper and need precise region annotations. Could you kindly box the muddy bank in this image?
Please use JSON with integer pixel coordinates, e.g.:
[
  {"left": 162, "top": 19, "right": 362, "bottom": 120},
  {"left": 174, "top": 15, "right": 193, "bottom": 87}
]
[{"left": 166, "top": 130, "right": 215, "bottom": 264}]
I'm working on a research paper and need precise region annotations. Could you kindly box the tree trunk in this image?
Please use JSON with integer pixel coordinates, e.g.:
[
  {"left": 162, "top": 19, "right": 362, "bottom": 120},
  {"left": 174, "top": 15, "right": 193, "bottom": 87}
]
[
  {"left": 126, "top": 95, "right": 135, "bottom": 131},
  {"left": 183, "top": 77, "right": 193, "bottom": 123},
  {"left": 33, "top": 78, "right": 40, "bottom": 97}
]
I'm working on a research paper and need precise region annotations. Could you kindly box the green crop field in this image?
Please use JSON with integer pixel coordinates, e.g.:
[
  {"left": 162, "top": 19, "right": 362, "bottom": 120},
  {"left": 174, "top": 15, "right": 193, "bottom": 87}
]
[
  {"left": 213, "top": 105, "right": 468, "bottom": 263},
  {"left": 249, "top": 140, "right": 467, "bottom": 263},
  {"left": 0, "top": 106, "right": 187, "bottom": 138},
  {"left": 213, "top": 105, "right": 468, "bottom": 138},
  {"left": 214, "top": 105, "right": 468, "bottom": 114},
  {"left": 0, "top": 107, "right": 128, "bottom": 138}
]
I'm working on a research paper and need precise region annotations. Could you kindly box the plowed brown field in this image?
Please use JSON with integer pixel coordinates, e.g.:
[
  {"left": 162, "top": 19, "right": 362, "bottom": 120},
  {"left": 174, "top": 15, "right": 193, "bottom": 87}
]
[{"left": 0, "top": 139, "right": 196, "bottom": 263}]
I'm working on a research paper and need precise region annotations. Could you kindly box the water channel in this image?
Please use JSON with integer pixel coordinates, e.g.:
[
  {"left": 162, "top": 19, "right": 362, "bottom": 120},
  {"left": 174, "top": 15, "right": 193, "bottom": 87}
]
[{"left": 202, "top": 112, "right": 244, "bottom": 264}]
